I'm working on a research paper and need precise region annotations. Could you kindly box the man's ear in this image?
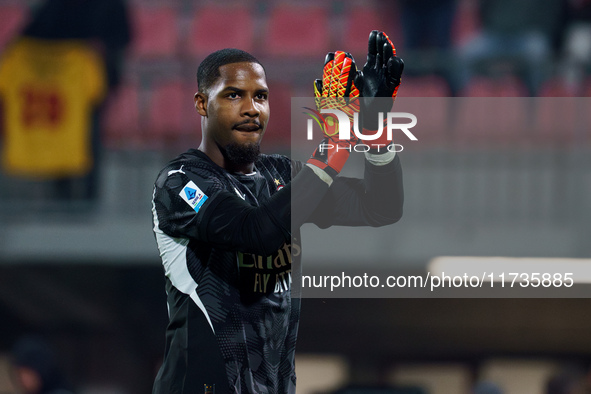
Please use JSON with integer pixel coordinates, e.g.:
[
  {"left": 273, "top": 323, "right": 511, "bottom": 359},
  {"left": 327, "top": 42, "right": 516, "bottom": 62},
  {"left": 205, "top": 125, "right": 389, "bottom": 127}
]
[{"left": 194, "top": 92, "right": 207, "bottom": 116}]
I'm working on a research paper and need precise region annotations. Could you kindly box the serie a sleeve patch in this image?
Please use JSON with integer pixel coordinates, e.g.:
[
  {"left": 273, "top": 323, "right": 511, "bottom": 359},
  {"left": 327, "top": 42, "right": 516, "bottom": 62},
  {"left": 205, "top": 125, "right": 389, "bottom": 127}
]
[{"left": 179, "top": 181, "right": 208, "bottom": 213}]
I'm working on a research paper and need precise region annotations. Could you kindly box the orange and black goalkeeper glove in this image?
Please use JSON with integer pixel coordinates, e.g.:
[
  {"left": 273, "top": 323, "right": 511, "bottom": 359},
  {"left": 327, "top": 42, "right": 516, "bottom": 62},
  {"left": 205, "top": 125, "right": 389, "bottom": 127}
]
[
  {"left": 307, "top": 51, "right": 363, "bottom": 183},
  {"left": 314, "top": 50, "right": 363, "bottom": 123}
]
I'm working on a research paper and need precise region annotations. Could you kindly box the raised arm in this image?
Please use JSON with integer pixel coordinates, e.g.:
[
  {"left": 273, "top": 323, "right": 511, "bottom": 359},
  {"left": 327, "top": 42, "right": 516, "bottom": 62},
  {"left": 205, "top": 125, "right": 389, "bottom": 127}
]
[{"left": 307, "top": 30, "right": 406, "bottom": 228}]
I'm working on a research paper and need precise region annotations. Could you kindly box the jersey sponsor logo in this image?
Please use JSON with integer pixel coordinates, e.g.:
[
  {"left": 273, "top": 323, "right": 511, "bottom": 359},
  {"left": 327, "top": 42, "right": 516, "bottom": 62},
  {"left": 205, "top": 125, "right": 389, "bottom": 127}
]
[
  {"left": 237, "top": 242, "right": 301, "bottom": 294},
  {"left": 180, "top": 181, "right": 208, "bottom": 213}
]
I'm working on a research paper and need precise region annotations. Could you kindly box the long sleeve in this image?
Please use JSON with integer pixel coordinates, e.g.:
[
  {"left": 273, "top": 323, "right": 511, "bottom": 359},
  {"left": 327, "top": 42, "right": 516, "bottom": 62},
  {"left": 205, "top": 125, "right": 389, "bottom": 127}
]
[
  {"left": 153, "top": 153, "right": 331, "bottom": 257},
  {"left": 306, "top": 154, "right": 404, "bottom": 228}
]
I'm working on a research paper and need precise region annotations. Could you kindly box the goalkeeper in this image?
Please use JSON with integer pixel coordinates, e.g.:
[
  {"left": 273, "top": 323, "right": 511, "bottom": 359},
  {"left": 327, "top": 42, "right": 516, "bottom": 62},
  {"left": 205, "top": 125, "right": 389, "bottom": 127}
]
[{"left": 151, "top": 30, "right": 404, "bottom": 394}]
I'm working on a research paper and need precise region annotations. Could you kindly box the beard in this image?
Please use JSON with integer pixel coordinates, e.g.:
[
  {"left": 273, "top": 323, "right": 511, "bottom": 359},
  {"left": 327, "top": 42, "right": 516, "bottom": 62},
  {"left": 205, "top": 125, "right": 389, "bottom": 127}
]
[{"left": 222, "top": 141, "right": 261, "bottom": 166}]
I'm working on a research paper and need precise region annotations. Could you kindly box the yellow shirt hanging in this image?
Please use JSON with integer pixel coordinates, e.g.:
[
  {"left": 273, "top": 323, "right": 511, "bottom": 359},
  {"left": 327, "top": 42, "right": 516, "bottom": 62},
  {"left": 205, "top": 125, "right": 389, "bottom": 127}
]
[{"left": 0, "top": 38, "right": 106, "bottom": 178}]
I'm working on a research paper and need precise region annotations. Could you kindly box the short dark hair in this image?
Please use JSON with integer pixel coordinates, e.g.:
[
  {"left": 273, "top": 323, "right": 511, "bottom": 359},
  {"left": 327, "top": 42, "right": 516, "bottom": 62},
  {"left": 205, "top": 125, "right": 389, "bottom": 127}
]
[{"left": 197, "top": 48, "right": 264, "bottom": 94}]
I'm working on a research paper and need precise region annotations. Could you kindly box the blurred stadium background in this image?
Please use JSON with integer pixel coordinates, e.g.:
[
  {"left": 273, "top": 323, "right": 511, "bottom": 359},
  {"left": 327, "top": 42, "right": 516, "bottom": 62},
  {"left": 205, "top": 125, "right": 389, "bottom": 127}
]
[{"left": 1, "top": 0, "right": 591, "bottom": 393}]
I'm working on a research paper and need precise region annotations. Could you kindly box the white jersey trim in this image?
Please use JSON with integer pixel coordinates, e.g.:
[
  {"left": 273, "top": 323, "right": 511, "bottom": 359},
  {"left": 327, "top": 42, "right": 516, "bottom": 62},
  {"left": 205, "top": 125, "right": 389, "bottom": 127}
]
[{"left": 152, "top": 188, "right": 215, "bottom": 334}]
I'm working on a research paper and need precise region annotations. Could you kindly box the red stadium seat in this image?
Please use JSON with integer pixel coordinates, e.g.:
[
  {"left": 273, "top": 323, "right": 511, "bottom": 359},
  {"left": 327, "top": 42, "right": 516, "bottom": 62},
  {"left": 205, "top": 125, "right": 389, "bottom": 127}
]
[
  {"left": 264, "top": 5, "right": 329, "bottom": 57},
  {"left": 130, "top": 5, "right": 178, "bottom": 58},
  {"left": 186, "top": 5, "right": 254, "bottom": 57},
  {"left": 460, "top": 76, "right": 528, "bottom": 97},
  {"left": 342, "top": 6, "right": 394, "bottom": 59},
  {"left": 451, "top": 0, "right": 481, "bottom": 46},
  {"left": 146, "top": 80, "right": 197, "bottom": 145},
  {"left": 538, "top": 78, "right": 575, "bottom": 97},
  {"left": 101, "top": 83, "right": 141, "bottom": 147},
  {"left": 400, "top": 75, "right": 451, "bottom": 97},
  {"left": 0, "top": 5, "right": 28, "bottom": 51}
]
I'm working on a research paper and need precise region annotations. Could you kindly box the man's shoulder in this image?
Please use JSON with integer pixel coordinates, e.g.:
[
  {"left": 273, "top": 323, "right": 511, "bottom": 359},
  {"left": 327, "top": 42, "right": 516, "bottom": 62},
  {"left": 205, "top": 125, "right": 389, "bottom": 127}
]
[
  {"left": 162, "top": 148, "right": 220, "bottom": 172},
  {"left": 163, "top": 151, "right": 291, "bottom": 173},
  {"left": 155, "top": 149, "right": 225, "bottom": 188},
  {"left": 166, "top": 148, "right": 211, "bottom": 167}
]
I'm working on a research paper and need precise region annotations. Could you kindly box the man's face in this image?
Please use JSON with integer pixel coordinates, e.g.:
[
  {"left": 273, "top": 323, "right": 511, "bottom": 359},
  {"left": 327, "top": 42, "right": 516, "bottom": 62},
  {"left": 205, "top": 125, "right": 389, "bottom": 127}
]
[{"left": 197, "top": 62, "right": 269, "bottom": 165}]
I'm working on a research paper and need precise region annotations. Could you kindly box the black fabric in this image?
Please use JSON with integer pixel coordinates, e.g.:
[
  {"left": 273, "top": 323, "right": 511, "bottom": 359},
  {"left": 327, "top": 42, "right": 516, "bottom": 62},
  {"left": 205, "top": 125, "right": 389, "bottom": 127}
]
[
  {"left": 309, "top": 155, "right": 404, "bottom": 228},
  {"left": 152, "top": 149, "right": 403, "bottom": 393},
  {"left": 152, "top": 150, "right": 306, "bottom": 393}
]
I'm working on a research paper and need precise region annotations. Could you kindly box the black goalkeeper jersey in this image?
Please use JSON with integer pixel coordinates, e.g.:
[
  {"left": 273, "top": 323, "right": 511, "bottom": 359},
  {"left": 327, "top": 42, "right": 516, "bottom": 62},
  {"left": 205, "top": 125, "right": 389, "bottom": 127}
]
[{"left": 151, "top": 148, "right": 403, "bottom": 394}]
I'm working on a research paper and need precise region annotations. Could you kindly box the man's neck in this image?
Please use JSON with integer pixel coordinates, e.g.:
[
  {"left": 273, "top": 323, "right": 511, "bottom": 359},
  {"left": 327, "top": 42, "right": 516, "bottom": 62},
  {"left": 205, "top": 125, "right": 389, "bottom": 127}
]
[{"left": 198, "top": 144, "right": 255, "bottom": 175}]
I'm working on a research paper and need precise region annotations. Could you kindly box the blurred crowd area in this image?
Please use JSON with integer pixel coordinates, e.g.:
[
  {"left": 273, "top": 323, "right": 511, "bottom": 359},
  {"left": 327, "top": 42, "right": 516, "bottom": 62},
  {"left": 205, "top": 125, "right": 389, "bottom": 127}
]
[
  {"left": 1, "top": 0, "right": 591, "bottom": 152},
  {"left": 0, "top": 0, "right": 589, "bottom": 213}
]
